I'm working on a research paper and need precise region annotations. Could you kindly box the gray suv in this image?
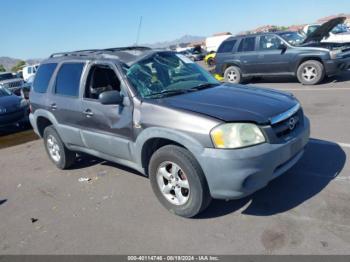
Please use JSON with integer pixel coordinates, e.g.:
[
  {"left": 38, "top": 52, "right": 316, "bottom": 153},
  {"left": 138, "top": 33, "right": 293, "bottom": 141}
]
[
  {"left": 29, "top": 47, "right": 310, "bottom": 217},
  {"left": 215, "top": 18, "right": 350, "bottom": 85}
]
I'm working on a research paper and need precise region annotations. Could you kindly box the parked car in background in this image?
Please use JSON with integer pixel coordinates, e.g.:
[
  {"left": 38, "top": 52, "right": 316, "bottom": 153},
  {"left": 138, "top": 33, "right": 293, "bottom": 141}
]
[
  {"left": 22, "top": 64, "right": 39, "bottom": 82},
  {"left": 215, "top": 27, "right": 350, "bottom": 85},
  {"left": 29, "top": 47, "right": 309, "bottom": 217},
  {"left": 0, "top": 72, "right": 26, "bottom": 97},
  {"left": 204, "top": 52, "right": 216, "bottom": 66},
  {"left": 205, "top": 34, "right": 232, "bottom": 53},
  {"left": 179, "top": 47, "right": 206, "bottom": 61},
  {"left": 0, "top": 86, "right": 29, "bottom": 128},
  {"left": 302, "top": 17, "right": 350, "bottom": 44}
]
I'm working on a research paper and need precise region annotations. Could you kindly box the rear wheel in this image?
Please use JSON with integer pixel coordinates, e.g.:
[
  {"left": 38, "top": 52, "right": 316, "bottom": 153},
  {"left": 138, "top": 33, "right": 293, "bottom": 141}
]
[
  {"left": 43, "top": 126, "right": 76, "bottom": 170},
  {"left": 297, "top": 60, "right": 325, "bottom": 85},
  {"left": 224, "top": 66, "right": 242, "bottom": 84},
  {"left": 149, "top": 145, "right": 211, "bottom": 218}
]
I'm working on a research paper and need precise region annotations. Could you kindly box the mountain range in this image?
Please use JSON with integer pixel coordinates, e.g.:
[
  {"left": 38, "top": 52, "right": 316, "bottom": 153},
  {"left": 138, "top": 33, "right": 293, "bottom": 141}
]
[
  {"left": 0, "top": 57, "right": 42, "bottom": 72},
  {"left": 143, "top": 35, "right": 206, "bottom": 48}
]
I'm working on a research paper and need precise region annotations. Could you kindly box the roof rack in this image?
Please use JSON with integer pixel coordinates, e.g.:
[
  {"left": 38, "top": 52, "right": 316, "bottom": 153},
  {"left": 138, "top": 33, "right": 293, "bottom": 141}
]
[{"left": 49, "top": 46, "right": 151, "bottom": 58}]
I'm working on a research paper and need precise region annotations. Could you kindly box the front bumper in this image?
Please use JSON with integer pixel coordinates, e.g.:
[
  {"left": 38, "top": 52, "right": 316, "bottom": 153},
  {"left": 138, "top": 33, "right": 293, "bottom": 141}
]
[
  {"left": 324, "top": 57, "right": 350, "bottom": 76},
  {"left": 197, "top": 117, "right": 310, "bottom": 200}
]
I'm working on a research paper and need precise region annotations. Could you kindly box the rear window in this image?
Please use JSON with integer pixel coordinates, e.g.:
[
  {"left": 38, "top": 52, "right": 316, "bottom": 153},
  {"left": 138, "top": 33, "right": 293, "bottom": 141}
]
[
  {"left": 55, "top": 63, "right": 84, "bottom": 97},
  {"left": 238, "top": 37, "right": 256, "bottom": 52},
  {"left": 217, "top": 40, "right": 237, "bottom": 53},
  {"left": 33, "top": 63, "right": 57, "bottom": 93}
]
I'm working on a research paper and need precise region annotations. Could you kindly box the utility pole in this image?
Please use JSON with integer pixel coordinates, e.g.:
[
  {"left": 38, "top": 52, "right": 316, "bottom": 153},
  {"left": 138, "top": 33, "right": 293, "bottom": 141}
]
[{"left": 135, "top": 16, "right": 143, "bottom": 46}]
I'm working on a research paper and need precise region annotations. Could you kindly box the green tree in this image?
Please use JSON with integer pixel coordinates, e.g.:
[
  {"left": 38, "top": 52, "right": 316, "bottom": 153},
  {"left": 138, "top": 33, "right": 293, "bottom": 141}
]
[
  {"left": 0, "top": 64, "right": 6, "bottom": 72},
  {"left": 11, "top": 60, "right": 26, "bottom": 72}
]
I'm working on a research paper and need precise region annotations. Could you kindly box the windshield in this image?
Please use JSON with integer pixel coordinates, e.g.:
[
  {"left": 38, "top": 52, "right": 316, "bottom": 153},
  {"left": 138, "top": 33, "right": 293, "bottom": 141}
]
[
  {"left": 279, "top": 32, "right": 306, "bottom": 46},
  {"left": 307, "top": 24, "right": 348, "bottom": 35},
  {"left": 122, "top": 52, "right": 219, "bottom": 98},
  {"left": 0, "top": 87, "right": 12, "bottom": 97},
  {"left": 0, "top": 73, "right": 14, "bottom": 81},
  {"left": 332, "top": 24, "right": 349, "bottom": 34}
]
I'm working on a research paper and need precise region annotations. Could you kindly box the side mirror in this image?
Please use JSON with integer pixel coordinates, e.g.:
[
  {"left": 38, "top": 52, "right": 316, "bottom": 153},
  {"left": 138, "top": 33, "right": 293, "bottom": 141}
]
[
  {"left": 278, "top": 43, "right": 287, "bottom": 50},
  {"left": 99, "top": 90, "right": 123, "bottom": 105}
]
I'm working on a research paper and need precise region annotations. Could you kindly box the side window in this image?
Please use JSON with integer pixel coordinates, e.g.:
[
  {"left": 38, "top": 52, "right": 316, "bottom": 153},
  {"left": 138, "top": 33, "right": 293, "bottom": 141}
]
[
  {"left": 217, "top": 40, "right": 237, "bottom": 53},
  {"left": 28, "top": 67, "right": 32, "bottom": 74},
  {"left": 237, "top": 37, "right": 256, "bottom": 52},
  {"left": 259, "top": 35, "right": 283, "bottom": 50},
  {"left": 55, "top": 63, "right": 84, "bottom": 97},
  {"left": 32, "top": 63, "right": 57, "bottom": 93},
  {"left": 85, "top": 65, "right": 121, "bottom": 100}
]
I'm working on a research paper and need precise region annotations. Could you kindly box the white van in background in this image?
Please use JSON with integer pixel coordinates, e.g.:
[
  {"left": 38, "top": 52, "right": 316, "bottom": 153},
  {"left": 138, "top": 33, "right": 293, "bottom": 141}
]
[
  {"left": 22, "top": 64, "right": 39, "bottom": 82},
  {"left": 205, "top": 34, "right": 232, "bottom": 53}
]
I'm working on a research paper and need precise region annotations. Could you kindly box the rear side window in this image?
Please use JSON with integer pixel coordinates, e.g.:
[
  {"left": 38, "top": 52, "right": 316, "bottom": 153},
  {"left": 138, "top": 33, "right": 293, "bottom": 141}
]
[
  {"left": 33, "top": 63, "right": 57, "bottom": 93},
  {"left": 55, "top": 63, "right": 84, "bottom": 97},
  {"left": 238, "top": 37, "right": 256, "bottom": 52},
  {"left": 217, "top": 40, "right": 237, "bottom": 53}
]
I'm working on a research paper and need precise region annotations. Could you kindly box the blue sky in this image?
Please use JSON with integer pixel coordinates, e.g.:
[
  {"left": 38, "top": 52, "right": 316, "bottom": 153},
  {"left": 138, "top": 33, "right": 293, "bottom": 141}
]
[{"left": 1, "top": 0, "right": 350, "bottom": 59}]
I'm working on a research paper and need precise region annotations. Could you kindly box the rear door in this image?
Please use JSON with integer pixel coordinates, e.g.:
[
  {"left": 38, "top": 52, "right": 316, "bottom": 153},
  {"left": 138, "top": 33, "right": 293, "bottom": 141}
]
[
  {"left": 236, "top": 37, "right": 259, "bottom": 74},
  {"left": 255, "top": 34, "right": 292, "bottom": 74},
  {"left": 48, "top": 62, "right": 86, "bottom": 147},
  {"left": 216, "top": 39, "right": 238, "bottom": 64}
]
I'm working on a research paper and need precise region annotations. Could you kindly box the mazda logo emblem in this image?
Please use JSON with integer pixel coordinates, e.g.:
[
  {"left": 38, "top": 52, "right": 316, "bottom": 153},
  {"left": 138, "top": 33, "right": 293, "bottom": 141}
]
[{"left": 289, "top": 117, "right": 296, "bottom": 130}]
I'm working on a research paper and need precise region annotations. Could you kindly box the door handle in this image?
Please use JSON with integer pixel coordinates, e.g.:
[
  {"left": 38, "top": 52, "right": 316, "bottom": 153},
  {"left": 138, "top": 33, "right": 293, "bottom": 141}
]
[
  {"left": 83, "top": 109, "right": 94, "bottom": 117},
  {"left": 50, "top": 103, "right": 57, "bottom": 111}
]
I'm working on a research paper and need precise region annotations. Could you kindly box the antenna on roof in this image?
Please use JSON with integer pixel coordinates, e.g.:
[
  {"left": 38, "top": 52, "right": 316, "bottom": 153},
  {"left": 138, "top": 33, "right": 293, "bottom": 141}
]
[{"left": 135, "top": 16, "right": 143, "bottom": 46}]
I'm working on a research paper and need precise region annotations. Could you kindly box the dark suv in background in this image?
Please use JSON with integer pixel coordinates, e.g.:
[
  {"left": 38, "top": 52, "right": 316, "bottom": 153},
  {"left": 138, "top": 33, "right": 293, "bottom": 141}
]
[
  {"left": 29, "top": 47, "right": 309, "bottom": 217},
  {"left": 215, "top": 17, "right": 350, "bottom": 85}
]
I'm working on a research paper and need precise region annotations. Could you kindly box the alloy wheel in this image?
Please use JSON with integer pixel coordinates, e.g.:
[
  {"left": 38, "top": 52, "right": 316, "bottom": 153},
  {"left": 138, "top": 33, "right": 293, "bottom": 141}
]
[
  {"left": 156, "top": 161, "right": 190, "bottom": 205},
  {"left": 46, "top": 135, "right": 61, "bottom": 162},
  {"left": 302, "top": 66, "right": 317, "bottom": 82}
]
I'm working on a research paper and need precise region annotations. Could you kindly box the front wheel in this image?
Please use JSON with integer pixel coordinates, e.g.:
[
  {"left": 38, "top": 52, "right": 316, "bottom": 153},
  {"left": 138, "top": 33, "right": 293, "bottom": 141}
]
[
  {"left": 149, "top": 145, "right": 211, "bottom": 218},
  {"left": 297, "top": 60, "right": 325, "bottom": 85}
]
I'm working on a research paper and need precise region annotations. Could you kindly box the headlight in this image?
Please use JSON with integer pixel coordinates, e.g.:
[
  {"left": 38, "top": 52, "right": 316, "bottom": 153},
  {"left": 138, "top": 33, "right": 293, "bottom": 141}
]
[
  {"left": 210, "top": 123, "right": 266, "bottom": 149},
  {"left": 330, "top": 49, "right": 342, "bottom": 59}
]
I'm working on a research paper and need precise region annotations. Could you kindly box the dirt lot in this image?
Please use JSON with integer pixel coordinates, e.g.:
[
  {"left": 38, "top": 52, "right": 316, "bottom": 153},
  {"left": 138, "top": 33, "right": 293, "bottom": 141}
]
[{"left": 1, "top": 69, "right": 350, "bottom": 255}]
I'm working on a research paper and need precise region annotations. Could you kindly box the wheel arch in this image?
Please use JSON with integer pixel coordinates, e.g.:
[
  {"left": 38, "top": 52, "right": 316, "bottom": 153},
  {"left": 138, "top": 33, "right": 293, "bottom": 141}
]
[
  {"left": 295, "top": 57, "right": 324, "bottom": 73},
  {"left": 134, "top": 127, "right": 205, "bottom": 175},
  {"left": 34, "top": 109, "right": 59, "bottom": 137}
]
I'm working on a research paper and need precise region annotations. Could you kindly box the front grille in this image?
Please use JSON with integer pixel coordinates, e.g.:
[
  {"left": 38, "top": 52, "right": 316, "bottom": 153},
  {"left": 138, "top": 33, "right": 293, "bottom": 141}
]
[
  {"left": 271, "top": 109, "right": 303, "bottom": 139},
  {"left": 7, "top": 81, "right": 23, "bottom": 88}
]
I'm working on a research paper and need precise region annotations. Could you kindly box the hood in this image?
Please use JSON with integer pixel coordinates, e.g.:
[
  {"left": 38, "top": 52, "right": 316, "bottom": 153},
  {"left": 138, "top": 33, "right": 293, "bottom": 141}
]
[
  {"left": 0, "top": 94, "right": 21, "bottom": 112},
  {"left": 304, "top": 17, "right": 346, "bottom": 43},
  {"left": 0, "top": 77, "right": 23, "bottom": 84},
  {"left": 155, "top": 84, "right": 298, "bottom": 124}
]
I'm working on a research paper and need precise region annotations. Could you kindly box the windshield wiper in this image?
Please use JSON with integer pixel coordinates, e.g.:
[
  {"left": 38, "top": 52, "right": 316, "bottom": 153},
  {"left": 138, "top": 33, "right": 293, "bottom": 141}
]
[
  {"left": 190, "top": 82, "right": 219, "bottom": 91},
  {"left": 145, "top": 89, "right": 190, "bottom": 98}
]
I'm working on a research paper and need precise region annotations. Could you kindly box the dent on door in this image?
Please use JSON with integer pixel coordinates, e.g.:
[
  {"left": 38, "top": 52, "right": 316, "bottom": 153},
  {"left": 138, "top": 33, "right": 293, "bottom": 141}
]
[{"left": 80, "top": 102, "right": 134, "bottom": 161}]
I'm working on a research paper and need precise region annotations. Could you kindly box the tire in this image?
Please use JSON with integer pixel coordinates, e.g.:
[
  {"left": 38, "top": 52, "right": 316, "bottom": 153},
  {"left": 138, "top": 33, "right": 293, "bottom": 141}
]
[
  {"left": 43, "top": 126, "right": 76, "bottom": 170},
  {"left": 224, "top": 66, "right": 242, "bottom": 84},
  {"left": 149, "top": 145, "right": 212, "bottom": 218},
  {"left": 297, "top": 60, "right": 325, "bottom": 85},
  {"left": 207, "top": 58, "right": 215, "bottom": 66}
]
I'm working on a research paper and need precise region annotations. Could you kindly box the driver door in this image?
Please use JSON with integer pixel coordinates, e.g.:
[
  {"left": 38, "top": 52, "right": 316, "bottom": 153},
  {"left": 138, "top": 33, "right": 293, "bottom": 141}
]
[
  {"left": 255, "top": 35, "right": 292, "bottom": 74},
  {"left": 78, "top": 62, "right": 134, "bottom": 161}
]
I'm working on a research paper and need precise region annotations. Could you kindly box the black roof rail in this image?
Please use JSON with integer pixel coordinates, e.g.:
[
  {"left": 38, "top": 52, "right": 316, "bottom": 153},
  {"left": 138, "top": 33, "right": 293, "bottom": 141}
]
[{"left": 49, "top": 46, "right": 152, "bottom": 58}]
